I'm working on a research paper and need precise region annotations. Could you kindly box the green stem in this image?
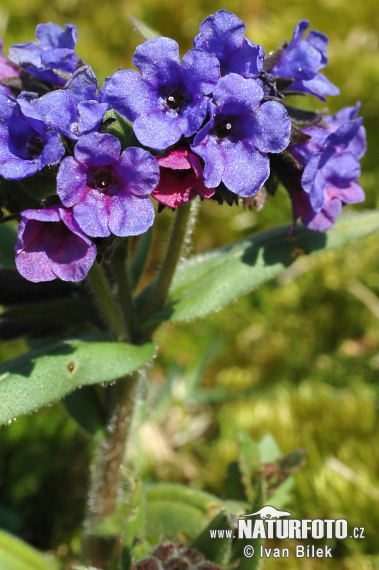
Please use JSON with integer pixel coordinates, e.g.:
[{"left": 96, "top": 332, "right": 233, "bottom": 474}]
[
  {"left": 87, "top": 261, "right": 127, "bottom": 341},
  {"left": 111, "top": 239, "right": 135, "bottom": 342},
  {"left": 144, "top": 201, "right": 192, "bottom": 320}
]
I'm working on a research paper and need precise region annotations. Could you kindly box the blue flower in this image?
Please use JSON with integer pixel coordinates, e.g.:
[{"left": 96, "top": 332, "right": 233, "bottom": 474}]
[
  {"left": 193, "top": 10, "right": 264, "bottom": 79},
  {"left": 57, "top": 132, "right": 159, "bottom": 237},
  {"left": 269, "top": 20, "right": 339, "bottom": 101},
  {"left": 0, "top": 92, "right": 65, "bottom": 180},
  {"left": 99, "top": 37, "right": 220, "bottom": 150},
  {"left": 191, "top": 73, "right": 291, "bottom": 197},
  {"left": 9, "top": 23, "right": 79, "bottom": 87},
  {"left": 19, "top": 66, "right": 108, "bottom": 140},
  {"left": 288, "top": 105, "right": 366, "bottom": 231}
]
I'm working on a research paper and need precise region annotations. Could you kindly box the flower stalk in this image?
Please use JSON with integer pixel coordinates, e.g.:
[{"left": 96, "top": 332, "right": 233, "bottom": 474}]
[
  {"left": 142, "top": 200, "right": 192, "bottom": 327},
  {"left": 87, "top": 261, "right": 127, "bottom": 341},
  {"left": 111, "top": 238, "right": 136, "bottom": 342}
]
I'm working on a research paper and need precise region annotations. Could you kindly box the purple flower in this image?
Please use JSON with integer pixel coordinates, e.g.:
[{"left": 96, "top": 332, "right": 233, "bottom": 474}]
[
  {"left": 98, "top": 37, "right": 220, "bottom": 150},
  {"left": 15, "top": 205, "right": 97, "bottom": 282},
  {"left": 57, "top": 132, "right": 159, "bottom": 238},
  {"left": 152, "top": 147, "right": 214, "bottom": 208},
  {"left": 0, "top": 92, "right": 65, "bottom": 180},
  {"left": 0, "top": 38, "right": 20, "bottom": 95},
  {"left": 9, "top": 23, "right": 79, "bottom": 87},
  {"left": 191, "top": 73, "right": 291, "bottom": 197},
  {"left": 270, "top": 20, "right": 339, "bottom": 101},
  {"left": 288, "top": 106, "right": 366, "bottom": 231},
  {"left": 18, "top": 66, "right": 108, "bottom": 140},
  {"left": 193, "top": 10, "right": 264, "bottom": 78}
]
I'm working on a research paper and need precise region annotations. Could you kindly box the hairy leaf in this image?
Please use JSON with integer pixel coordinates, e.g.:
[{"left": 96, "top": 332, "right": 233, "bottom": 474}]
[
  {"left": 0, "top": 340, "right": 155, "bottom": 425},
  {"left": 158, "top": 211, "right": 379, "bottom": 322}
]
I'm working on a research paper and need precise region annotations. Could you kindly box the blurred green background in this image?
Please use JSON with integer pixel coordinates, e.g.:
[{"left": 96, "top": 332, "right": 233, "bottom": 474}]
[{"left": 0, "top": 0, "right": 378, "bottom": 568}]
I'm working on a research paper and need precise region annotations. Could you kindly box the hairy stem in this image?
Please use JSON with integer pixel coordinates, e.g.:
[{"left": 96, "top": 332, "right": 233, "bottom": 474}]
[
  {"left": 83, "top": 374, "right": 139, "bottom": 568},
  {"left": 144, "top": 201, "right": 193, "bottom": 321},
  {"left": 111, "top": 238, "right": 136, "bottom": 342},
  {"left": 87, "top": 261, "right": 127, "bottom": 341}
]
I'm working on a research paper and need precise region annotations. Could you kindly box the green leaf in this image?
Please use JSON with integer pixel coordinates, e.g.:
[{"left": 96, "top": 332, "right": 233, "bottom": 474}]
[
  {"left": 223, "top": 461, "right": 247, "bottom": 502},
  {"left": 0, "top": 529, "right": 54, "bottom": 569},
  {"left": 128, "top": 16, "right": 160, "bottom": 40},
  {"left": 192, "top": 510, "right": 233, "bottom": 566},
  {"left": 0, "top": 223, "right": 17, "bottom": 268},
  {"left": 92, "top": 469, "right": 149, "bottom": 568},
  {"left": 123, "top": 472, "right": 146, "bottom": 554},
  {"left": 257, "top": 434, "right": 281, "bottom": 463},
  {"left": 131, "top": 228, "right": 153, "bottom": 290},
  {"left": 104, "top": 110, "right": 139, "bottom": 149},
  {"left": 232, "top": 478, "right": 266, "bottom": 570},
  {"left": 158, "top": 211, "right": 379, "bottom": 322},
  {"left": 238, "top": 431, "right": 260, "bottom": 502},
  {"left": 63, "top": 385, "right": 106, "bottom": 437},
  {"left": 145, "top": 484, "right": 246, "bottom": 542},
  {"left": 0, "top": 339, "right": 156, "bottom": 425}
]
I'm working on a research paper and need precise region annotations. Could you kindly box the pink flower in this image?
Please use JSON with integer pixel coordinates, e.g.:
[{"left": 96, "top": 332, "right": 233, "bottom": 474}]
[
  {"left": 152, "top": 147, "right": 215, "bottom": 208},
  {"left": 0, "top": 38, "right": 20, "bottom": 95}
]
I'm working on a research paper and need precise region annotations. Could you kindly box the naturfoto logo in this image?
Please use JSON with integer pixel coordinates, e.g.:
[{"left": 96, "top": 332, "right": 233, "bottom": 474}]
[{"left": 209, "top": 505, "right": 365, "bottom": 560}]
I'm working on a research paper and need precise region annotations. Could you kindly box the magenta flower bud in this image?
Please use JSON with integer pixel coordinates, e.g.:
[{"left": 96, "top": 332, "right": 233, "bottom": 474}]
[{"left": 152, "top": 147, "right": 215, "bottom": 208}]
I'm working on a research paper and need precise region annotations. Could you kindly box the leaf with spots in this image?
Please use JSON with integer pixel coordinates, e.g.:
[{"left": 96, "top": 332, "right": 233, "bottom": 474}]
[{"left": 0, "top": 339, "right": 156, "bottom": 425}]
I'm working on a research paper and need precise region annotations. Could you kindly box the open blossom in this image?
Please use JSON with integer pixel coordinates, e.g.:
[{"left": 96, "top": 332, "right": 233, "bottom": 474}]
[
  {"left": 15, "top": 206, "right": 97, "bottom": 282},
  {"left": 9, "top": 23, "right": 79, "bottom": 87},
  {"left": 152, "top": 147, "right": 215, "bottom": 208},
  {"left": 193, "top": 10, "right": 264, "bottom": 78},
  {"left": 19, "top": 66, "right": 108, "bottom": 140},
  {"left": 288, "top": 106, "right": 366, "bottom": 231},
  {"left": 0, "top": 92, "right": 65, "bottom": 180},
  {"left": 99, "top": 37, "right": 220, "bottom": 150},
  {"left": 270, "top": 20, "right": 339, "bottom": 101},
  {"left": 57, "top": 132, "right": 159, "bottom": 237},
  {"left": 191, "top": 73, "right": 291, "bottom": 197}
]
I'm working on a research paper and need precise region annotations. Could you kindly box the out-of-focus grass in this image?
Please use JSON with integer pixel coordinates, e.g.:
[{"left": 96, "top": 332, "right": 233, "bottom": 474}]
[{"left": 0, "top": 1, "right": 378, "bottom": 568}]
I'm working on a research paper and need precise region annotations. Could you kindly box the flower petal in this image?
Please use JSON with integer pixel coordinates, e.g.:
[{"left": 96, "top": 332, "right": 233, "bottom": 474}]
[
  {"left": 109, "top": 194, "right": 155, "bottom": 236},
  {"left": 249, "top": 101, "right": 291, "bottom": 153},
  {"left": 222, "top": 141, "right": 269, "bottom": 197},
  {"left": 116, "top": 146, "right": 160, "bottom": 196}
]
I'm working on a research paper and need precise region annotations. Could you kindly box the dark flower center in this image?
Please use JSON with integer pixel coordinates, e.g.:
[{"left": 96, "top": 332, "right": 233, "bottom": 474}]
[
  {"left": 213, "top": 117, "right": 234, "bottom": 139},
  {"left": 94, "top": 169, "right": 112, "bottom": 190},
  {"left": 87, "top": 165, "right": 119, "bottom": 195},
  {"left": 166, "top": 88, "right": 186, "bottom": 111},
  {"left": 26, "top": 136, "right": 45, "bottom": 158}
]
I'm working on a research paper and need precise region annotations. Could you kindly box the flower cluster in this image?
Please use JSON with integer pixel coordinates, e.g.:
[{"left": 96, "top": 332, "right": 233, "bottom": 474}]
[{"left": 0, "top": 12, "right": 366, "bottom": 282}]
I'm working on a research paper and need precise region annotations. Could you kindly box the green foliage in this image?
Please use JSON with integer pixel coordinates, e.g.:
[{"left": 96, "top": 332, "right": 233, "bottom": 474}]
[
  {"left": 238, "top": 431, "right": 260, "bottom": 502},
  {"left": 91, "top": 434, "right": 298, "bottom": 569},
  {"left": 128, "top": 17, "right": 160, "bottom": 41},
  {"left": 0, "top": 223, "right": 17, "bottom": 268},
  {"left": 0, "top": 529, "right": 55, "bottom": 570},
  {"left": 0, "top": 340, "right": 155, "bottom": 425},
  {"left": 156, "top": 211, "right": 379, "bottom": 323},
  {"left": 0, "top": 2, "right": 378, "bottom": 569},
  {"left": 191, "top": 510, "right": 233, "bottom": 565},
  {"left": 104, "top": 110, "right": 139, "bottom": 149},
  {"left": 145, "top": 484, "right": 244, "bottom": 542},
  {"left": 63, "top": 386, "right": 106, "bottom": 437}
]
